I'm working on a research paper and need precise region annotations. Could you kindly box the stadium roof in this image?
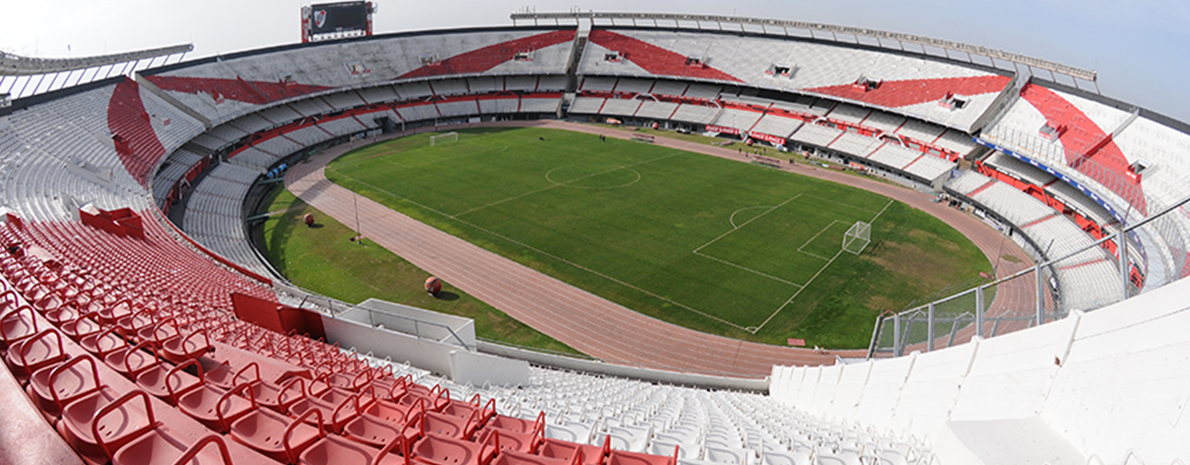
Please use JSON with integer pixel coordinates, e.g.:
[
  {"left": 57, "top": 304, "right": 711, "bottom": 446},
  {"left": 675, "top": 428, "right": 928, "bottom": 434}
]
[
  {"left": 511, "top": 11, "right": 1097, "bottom": 86},
  {"left": 0, "top": 43, "right": 192, "bottom": 76}
]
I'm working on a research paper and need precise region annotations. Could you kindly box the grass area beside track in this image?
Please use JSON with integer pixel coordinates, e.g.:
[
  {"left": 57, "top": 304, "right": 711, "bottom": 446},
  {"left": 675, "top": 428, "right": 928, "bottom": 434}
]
[{"left": 258, "top": 187, "right": 581, "bottom": 355}]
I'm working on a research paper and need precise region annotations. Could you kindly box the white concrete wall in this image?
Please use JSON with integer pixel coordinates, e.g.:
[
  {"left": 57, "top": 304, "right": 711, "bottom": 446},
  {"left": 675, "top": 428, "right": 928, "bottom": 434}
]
[
  {"left": 321, "top": 313, "right": 527, "bottom": 386},
  {"left": 347, "top": 298, "right": 476, "bottom": 346},
  {"left": 322, "top": 312, "right": 456, "bottom": 376},
  {"left": 449, "top": 350, "right": 529, "bottom": 387}
]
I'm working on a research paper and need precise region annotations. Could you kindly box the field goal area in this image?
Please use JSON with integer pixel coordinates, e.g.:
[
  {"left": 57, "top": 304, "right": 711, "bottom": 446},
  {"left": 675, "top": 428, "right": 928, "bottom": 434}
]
[
  {"left": 843, "top": 221, "right": 871, "bottom": 255},
  {"left": 430, "top": 132, "right": 459, "bottom": 146}
]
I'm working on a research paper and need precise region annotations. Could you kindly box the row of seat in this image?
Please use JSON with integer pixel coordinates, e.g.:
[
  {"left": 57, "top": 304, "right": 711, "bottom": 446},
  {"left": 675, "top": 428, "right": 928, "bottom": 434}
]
[
  {"left": 485, "top": 367, "right": 924, "bottom": 465},
  {"left": 577, "top": 28, "right": 1004, "bottom": 132},
  {"left": 3, "top": 211, "right": 275, "bottom": 314},
  {"left": 141, "top": 29, "right": 574, "bottom": 127},
  {"left": 571, "top": 79, "right": 973, "bottom": 160},
  {"left": 1, "top": 246, "right": 246, "bottom": 465},
  {"left": 4, "top": 203, "right": 894, "bottom": 465},
  {"left": 1, "top": 194, "right": 936, "bottom": 465},
  {"left": 2, "top": 210, "right": 695, "bottom": 465}
]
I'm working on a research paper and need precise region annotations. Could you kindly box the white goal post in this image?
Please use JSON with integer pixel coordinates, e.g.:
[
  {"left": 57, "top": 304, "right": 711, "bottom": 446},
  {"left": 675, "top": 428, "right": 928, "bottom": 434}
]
[
  {"left": 430, "top": 132, "right": 459, "bottom": 146},
  {"left": 843, "top": 221, "right": 871, "bottom": 255}
]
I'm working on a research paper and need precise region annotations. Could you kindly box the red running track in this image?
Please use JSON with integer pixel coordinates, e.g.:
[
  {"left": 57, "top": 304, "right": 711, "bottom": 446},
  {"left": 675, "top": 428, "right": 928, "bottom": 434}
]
[{"left": 285, "top": 121, "right": 1035, "bottom": 377}]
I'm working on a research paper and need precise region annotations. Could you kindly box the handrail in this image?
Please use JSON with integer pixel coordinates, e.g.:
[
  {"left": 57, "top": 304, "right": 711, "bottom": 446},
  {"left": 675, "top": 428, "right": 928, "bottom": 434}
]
[
  {"left": 289, "top": 287, "right": 473, "bottom": 350},
  {"left": 352, "top": 302, "right": 474, "bottom": 351}
]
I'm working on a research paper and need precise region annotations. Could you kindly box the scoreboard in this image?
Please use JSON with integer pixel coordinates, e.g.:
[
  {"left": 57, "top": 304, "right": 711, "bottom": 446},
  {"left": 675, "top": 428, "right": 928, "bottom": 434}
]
[{"left": 302, "top": 2, "right": 374, "bottom": 42}]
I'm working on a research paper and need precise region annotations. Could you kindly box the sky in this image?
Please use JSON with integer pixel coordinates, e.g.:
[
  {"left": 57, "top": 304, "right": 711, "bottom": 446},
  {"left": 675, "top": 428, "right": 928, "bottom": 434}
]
[{"left": 3, "top": 0, "right": 1188, "bottom": 122}]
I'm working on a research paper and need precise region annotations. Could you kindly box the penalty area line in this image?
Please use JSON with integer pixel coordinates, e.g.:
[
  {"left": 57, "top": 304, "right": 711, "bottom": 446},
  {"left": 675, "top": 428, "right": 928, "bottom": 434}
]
[
  {"left": 796, "top": 219, "right": 841, "bottom": 261},
  {"left": 750, "top": 247, "right": 846, "bottom": 334},
  {"left": 692, "top": 250, "right": 804, "bottom": 288},
  {"left": 747, "top": 198, "right": 894, "bottom": 334}
]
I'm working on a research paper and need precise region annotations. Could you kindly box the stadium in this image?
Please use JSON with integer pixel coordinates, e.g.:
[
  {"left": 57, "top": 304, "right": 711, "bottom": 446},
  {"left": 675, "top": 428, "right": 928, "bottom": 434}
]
[{"left": 1, "top": 5, "right": 1187, "bottom": 465}]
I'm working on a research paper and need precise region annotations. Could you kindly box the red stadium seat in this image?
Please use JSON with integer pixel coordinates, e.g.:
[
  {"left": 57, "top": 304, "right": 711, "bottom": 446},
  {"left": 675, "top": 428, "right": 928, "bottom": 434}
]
[
  {"left": 0, "top": 290, "right": 19, "bottom": 313},
  {"left": 263, "top": 376, "right": 312, "bottom": 412},
  {"left": 441, "top": 394, "right": 496, "bottom": 424},
  {"left": 0, "top": 304, "right": 38, "bottom": 351},
  {"left": 115, "top": 308, "right": 155, "bottom": 342},
  {"left": 540, "top": 438, "right": 608, "bottom": 465},
  {"left": 113, "top": 432, "right": 233, "bottom": 465},
  {"left": 41, "top": 300, "right": 77, "bottom": 327},
  {"left": 348, "top": 386, "right": 425, "bottom": 446},
  {"left": 317, "top": 384, "right": 372, "bottom": 408},
  {"left": 5, "top": 328, "right": 67, "bottom": 381},
  {"left": 59, "top": 389, "right": 156, "bottom": 463},
  {"left": 203, "top": 360, "right": 238, "bottom": 390},
  {"left": 416, "top": 407, "right": 484, "bottom": 441},
  {"left": 136, "top": 357, "right": 203, "bottom": 405},
  {"left": 400, "top": 384, "right": 450, "bottom": 412},
  {"left": 138, "top": 317, "right": 179, "bottom": 348},
  {"left": 26, "top": 353, "right": 103, "bottom": 418},
  {"left": 476, "top": 412, "right": 544, "bottom": 454},
  {"left": 325, "top": 367, "right": 372, "bottom": 392},
  {"left": 160, "top": 326, "right": 213, "bottom": 364},
  {"left": 300, "top": 432, "right": 382, "bottom": 465},
  {"left": 606, "top": 447, "right": 678, "bottom": 465},
  {"left": 229, "top": 405, "right": 324, "bottom": 464},
  {"left": 105, "top": 339, "right": 158, "bottom": 379},
  {"left": 288, "top": 390, "right": 362, "bottom": 434},
  {"left": 371, "top": 436, "right": 414, "bottom": 465},
  {"left": 342, "top": 408, "right": 407, "bottom": 449},
  {"left": 486, "top": 412, "right": 545, "bottom": 435},
  {"left": 79, "top": 325, "right": 128, "bottom": 358},
  {"left": 408, "top": 431, "right": 500, "bottom": 465},
  {"left": 363, "top": 364, "right": 400, "bottom": 400},
  {"left": 96, "top": 297, "right": 135, "bottom": 326},
  {"left": 234, "top": 362, "right": 308, "bottom": 411},
  {"left": 477, "top": 425, "right": 541, "bottom": 455},
  {"left": 33, "top": 292, "right": 65, "bottom": 316},
  {"left": 22, "top": 282, "right": 52, "bottom": 304},
  {"left": 304, "top": 372, "right": 336, "bottom": 399},
  {"left": 178, "top": 380, "right": 258, "bottom": 433},
  {"left": 494, "top": 449, "right": 581, "bottom": 465},
  {"left": 59, "top": 309, "right": 102, "bottom": 340}
]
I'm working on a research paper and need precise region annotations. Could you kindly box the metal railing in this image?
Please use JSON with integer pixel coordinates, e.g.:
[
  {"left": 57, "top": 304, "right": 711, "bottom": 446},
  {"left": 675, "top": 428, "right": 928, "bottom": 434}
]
[
  {"left": 292, "top": 290, "right": 474, "bottom": 350},
  {"left": 868, "top": 192, "right": 1190, "bottom": 358}
]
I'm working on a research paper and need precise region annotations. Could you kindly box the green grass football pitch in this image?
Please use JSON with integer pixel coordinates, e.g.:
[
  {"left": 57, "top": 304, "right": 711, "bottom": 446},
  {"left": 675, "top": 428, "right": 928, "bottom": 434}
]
[{"left": 314, "top": 127, "right": 990, "bottom": 349}]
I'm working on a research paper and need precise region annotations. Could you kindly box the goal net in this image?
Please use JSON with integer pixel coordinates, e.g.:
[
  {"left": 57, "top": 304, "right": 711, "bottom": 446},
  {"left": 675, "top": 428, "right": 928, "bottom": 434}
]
[
  {"left": 843, "top": 221, "right": 871, "bottom": 255},
  {"left": 430, "top": 132, "right": 459, "bottom": 146}
]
